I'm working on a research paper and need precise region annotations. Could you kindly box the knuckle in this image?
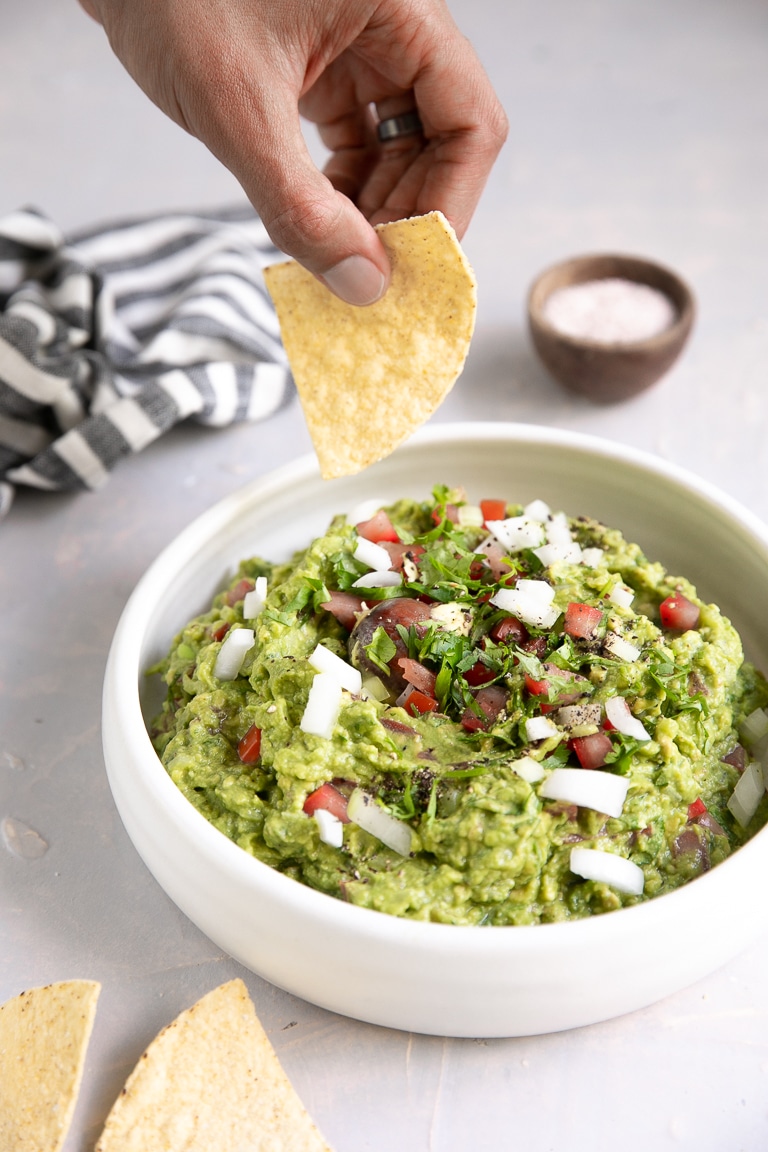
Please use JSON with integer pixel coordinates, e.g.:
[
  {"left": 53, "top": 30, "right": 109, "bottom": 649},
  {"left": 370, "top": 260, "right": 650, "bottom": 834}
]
[
  {"left": 265, "top": 195, "right": 342, "bottom": 264},
  {"left": 489, "top": 103, "right": 510, "bottom": 149},
  {"left": 470, "top": 95, "right": 509, "bottom": 155}
]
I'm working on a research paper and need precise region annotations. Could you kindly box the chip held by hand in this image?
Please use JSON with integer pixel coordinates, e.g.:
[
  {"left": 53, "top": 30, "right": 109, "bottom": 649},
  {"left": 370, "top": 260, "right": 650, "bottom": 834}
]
[{"left": 264, "top": 211, "right": 477, "bottom": 479}]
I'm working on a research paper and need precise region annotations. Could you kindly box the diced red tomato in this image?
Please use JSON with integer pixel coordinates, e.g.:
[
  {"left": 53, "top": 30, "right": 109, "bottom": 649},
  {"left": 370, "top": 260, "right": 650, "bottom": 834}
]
[
  {"left": 405, "top": 689, "right": 439, "bottom": 717},
  {"left": 303, "top": 782, "right": 351, "bottom": 823},
  {"left": 659, "top": 593, "right": 700, "bottom": 631},
  {"left": 524, "top": 671, "right": 556, "bottom": 713},
  {"left": 398, "top": 658, "right": 437, "bottom": 697},
  {"left": 319, "top": 590, "right": 367, "bottom": 630},
  {"left": 571, "top": 732, "right": 613, "bottom": 770},
  {"left": 480, "top": 498, "right": 507, "bottom": 524},
  {"left": 356, "top": 509, "right": 400, "bottom": 543},
  {"left": 210, "top": 622, "right": 230, "bottom": 642},
  {"left": 687, "top": 797, "right": 708, "bottom": 821},
  {"left": 564, "top": 602, "right": 604, "bottom": 639},
  {"left": 524, "top": 673, "right": 549, "bottom": 697},
  {"left": 237, "top": 724, "right": 262, "bottom": 764},
  {"left": 460, "top": 684, "right": 507, "bottom": 731},
  {"left": 525, "top": 663, "right": 585, "bottom": 714},
  {"left": 491, "top": 616, "right": 529, "bottom": 645},
  {"left": 226, "top": 577, "right": 255, "bottom": 607},
  {"left": 464, "top": 661, "right": 496, "bottom": 687}
]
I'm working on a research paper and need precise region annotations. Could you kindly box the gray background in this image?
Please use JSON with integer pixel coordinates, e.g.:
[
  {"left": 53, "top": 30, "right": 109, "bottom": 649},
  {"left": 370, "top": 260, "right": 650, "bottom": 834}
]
[{"left": 3, "top": 1, "right": 768, "bottom": 1149}]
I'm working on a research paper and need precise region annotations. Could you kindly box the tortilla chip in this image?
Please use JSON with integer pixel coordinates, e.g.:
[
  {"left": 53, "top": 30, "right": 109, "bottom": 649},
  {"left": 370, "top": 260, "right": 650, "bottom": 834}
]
[
  {"left": 264, "top": 210, "right": 476, "bottom": 479},
  {"left": 95, "top": 979, "right": 333, "bottom": 1152},
  {"left": 0, "top": 979, "right": 100, "bottom": 1152}
]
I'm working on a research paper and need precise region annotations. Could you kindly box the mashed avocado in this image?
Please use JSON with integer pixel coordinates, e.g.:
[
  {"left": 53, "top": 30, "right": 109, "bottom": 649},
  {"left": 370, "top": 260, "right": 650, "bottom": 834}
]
[{"left": 150, "top": 487, "right": 768, "bottom": 925}]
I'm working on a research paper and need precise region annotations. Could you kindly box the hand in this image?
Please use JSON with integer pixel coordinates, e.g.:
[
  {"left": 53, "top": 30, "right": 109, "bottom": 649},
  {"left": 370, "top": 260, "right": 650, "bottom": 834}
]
[{"left": 79, "top": 0, "right": 507, "bottom": 304}]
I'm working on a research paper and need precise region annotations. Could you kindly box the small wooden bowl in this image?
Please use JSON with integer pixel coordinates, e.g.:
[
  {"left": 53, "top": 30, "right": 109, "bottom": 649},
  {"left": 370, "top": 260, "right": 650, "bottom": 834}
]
[{"left": 527, "top": 253, "right": 695, "bottom": 403}]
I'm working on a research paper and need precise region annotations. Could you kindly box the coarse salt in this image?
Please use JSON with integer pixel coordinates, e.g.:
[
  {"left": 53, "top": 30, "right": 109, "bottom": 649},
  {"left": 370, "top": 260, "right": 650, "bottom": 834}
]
[{"left": 543, "top": 278, "right": 676, "bottom": 344}]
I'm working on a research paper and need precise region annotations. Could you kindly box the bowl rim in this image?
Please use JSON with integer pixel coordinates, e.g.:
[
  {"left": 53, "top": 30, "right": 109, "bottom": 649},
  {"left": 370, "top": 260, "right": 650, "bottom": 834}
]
[
  {"left": 105, "top": 420, "right": 768, "bottom": 953},
  {"left": 527, "top": 251, "right": 696, "bottom": 353}
]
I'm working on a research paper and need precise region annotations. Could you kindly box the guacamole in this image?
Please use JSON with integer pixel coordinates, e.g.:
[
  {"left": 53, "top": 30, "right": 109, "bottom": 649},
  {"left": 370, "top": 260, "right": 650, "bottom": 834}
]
[{"left": 150, "top": 487, "right": 768, "bottom": 925}]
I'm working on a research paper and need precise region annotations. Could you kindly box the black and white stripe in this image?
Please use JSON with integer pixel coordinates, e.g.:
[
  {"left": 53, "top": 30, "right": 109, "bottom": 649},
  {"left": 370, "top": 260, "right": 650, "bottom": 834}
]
[{"left": 0, "top": 205, "right": 293, "bottom": 518}]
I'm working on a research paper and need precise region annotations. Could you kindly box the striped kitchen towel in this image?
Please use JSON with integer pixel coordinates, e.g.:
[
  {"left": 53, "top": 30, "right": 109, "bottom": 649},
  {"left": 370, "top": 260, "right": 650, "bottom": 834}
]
[{"left": 0, "top": 205, "right": 293, "bottom": 520}]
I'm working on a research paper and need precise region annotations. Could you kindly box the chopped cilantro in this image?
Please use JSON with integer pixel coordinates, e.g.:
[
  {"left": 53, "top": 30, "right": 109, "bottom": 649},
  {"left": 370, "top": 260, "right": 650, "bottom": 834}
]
[
  {"left": 329, "top": 549, "right": 366, "bottom": 591},
  {"left": 281, "top": 576, "right": 330, "bottom": 616},
  {"left": 364, "top": 627, "right": 398, "bottom": 675},
  {"left": 540, "top": 744, "right": 570, "bottom": 772}
]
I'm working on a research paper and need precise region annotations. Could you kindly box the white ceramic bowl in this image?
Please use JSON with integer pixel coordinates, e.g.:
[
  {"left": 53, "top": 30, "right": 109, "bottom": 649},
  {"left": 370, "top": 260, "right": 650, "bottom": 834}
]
[{"left": 103, "top": 422, "right": 768, "bottom": 1037}]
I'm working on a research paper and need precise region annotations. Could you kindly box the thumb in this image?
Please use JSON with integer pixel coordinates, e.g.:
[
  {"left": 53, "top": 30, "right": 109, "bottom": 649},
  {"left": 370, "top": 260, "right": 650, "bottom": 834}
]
[{"left": 216, "top": 96, "right": 390, "bottom": 306}]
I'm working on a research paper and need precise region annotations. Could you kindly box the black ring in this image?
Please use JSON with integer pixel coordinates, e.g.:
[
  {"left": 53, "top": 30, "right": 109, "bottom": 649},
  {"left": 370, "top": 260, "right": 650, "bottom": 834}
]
[{"left": 376, "top": 111, "right": 424, "bottom": 143}]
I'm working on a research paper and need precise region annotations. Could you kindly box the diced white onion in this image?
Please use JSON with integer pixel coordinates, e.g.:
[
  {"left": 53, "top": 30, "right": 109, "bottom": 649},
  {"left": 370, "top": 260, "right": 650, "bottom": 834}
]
[
  {"left": 569, "top": 847, "right": 644, "bottom": 896},
  {"left": 545, "top": 512, "right": 573, "bottom": 547},
  {"left": 346, "top": 498, "right": 385, "bottom": 525},
  {"left": 300, "top": 672, "right": 343, "bottom": 739},
  {"left": 539, "top": 767, "right": 630, "bottom": 817},
  {"left": 752, "top": 733, "right": 768, "bottom": 764},
  {"left": 361, "top": 675, "right": 390, "bottom": 702},
  {"left": 314, "top": 808, "right": 344, "bottom": 848},
  {"left": 458, "top": 503, "right": 484, "bottom": 528},
  {"left": 485, "top": 515, "right": 546, "bottom": 553},
  {"left": 604, "top": 695, "right": 651, "bottom": 741},
  {"left": 487, "top": 587, "right": 525, "bottom": 612},
  {"left": 603, "top": 632, "right": 641, "bottom": 663},
  {"left": 213, "top": 627, "right": 255, "bottom": 680},
  {"left": 491, "top": 580, "right": 560, "bottom": 629},
  {"left": 608, "top": 582, "right": 634, "bottom": 609},
  {"left": 395, "top": 684, "right": 415, "bottom": 709},
  {"left": 352, "top": 570, "right": 402, "bottom": 589},
  {"left": 580, "top": 547, "right": 604, "bottom": 568},
  {"left": 740, "top": 707, "right": 768, "bottom": 749},
  {"left": 353, "top": 536, "right": 392, "bottom": 571},
  {"left": 308, "top": 643, "right": 362, "bottom": 695},
  {"left": 525, "top": 715, "right": 560, "bottom": 742},
  {"left": 531, "top": 604, "right": 561, "bottom": 629},
  {"left": 512, "top": 755, "right": 546, "bottom": 783},
  {"left": 727, "top": 761, "right": 765, "bottom": 828},
  {"left": 347, "top": 788, "right": 413, "bottom": 856},
  {"left": 243, "top": 576, "right": 268, "bottom": 619},
  {"left": 533, "top": 541, "right": 583, "bottom": 566},
  {"left": 512, "top": 578, "right": 555, "bottom": 604},
  {"left": 473, "top": 537, "right": 499, "bottom": 557},
  {"left": 523, "top": 499, "right": 551, "bottom": 522}
]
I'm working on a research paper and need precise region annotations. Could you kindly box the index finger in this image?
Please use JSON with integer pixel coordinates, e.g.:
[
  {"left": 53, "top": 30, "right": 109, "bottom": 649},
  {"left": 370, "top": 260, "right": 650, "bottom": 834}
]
[{"left": 406, "top": 43, "right": 508, "bottom": 236}]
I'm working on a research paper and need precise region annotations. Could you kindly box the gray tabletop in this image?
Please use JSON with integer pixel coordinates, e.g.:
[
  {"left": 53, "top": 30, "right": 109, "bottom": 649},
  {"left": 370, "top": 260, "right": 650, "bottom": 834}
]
[{"left": 3, "top": 2, "right": 768, "bottom": 1149}]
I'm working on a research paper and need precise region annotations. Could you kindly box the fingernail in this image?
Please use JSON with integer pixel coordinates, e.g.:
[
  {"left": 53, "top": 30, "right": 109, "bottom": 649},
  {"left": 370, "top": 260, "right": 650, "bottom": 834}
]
[{"left": 322, "top": 256, "right": 386, "bottom": 306}]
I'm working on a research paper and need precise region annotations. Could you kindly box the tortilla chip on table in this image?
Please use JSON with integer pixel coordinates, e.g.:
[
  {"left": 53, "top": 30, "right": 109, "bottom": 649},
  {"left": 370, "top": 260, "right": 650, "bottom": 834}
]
[
  {"left": 95, "top": 978, "right": 334, "bottom": 1152},
  {"left": 0, "top": 979, "right": 101, "bottom": 1152}
]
